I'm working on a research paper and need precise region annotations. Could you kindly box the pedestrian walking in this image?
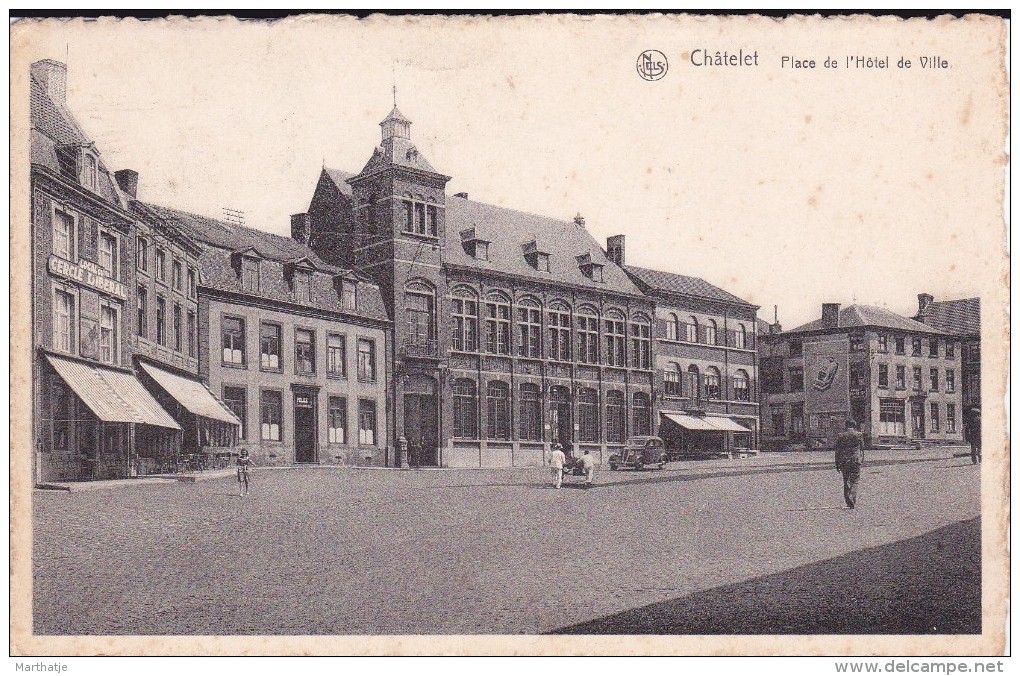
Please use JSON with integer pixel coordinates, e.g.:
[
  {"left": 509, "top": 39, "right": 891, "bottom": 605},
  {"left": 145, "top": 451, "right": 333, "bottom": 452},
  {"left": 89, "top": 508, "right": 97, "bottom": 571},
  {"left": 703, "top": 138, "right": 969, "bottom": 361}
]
[
  {"left": 237, "top": 448, "right": 253, "bottom": 496},
  {"left": 549, "top": 443, "right": 566, "bottom": 489},
  {"left": 580, "top": 449, "right": 596, "bottom": 488},
  {"left": 968, "top": 407, "right": 981, "bottom": 465},
  {"left": 834, "top": 420, "right": 865, "bottom": 509}
]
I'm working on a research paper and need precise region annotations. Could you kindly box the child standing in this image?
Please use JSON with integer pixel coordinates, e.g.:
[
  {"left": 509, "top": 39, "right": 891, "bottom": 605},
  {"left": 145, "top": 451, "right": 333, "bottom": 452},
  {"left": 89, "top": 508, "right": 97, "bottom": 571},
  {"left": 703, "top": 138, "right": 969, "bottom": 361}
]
[{"left": 237, "top": 448, "right": 253, "bottom": 496}]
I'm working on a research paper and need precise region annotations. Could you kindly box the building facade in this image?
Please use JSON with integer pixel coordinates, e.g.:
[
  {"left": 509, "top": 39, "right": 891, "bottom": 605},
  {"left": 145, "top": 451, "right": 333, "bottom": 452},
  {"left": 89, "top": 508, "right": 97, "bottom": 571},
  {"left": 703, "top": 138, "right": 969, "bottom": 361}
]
[
  {"left": 137, "top": 204, "right": 392, "bottom": 467},
  {"left": 620, "top": 258, "right": 761, "bottom": 456},
  {"left": 759, "top": 303, "right": 964, "bottom": 449}
]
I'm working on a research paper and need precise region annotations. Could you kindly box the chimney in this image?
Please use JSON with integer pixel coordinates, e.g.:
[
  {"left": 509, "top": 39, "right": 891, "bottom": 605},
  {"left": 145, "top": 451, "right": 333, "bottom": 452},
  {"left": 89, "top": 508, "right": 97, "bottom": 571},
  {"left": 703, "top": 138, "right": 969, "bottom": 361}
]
[
  {"left": 31, "top": 59, "right": 67, "bottom": 104},
  {"left": 769, "top": 322, "right": 783, "bottom": 335},
  {"left": 573, "top": 213, "right": 586, "bottom": 228},
  {"left": 917, "top": 293, "right": 934, "bottom": 317},
  {"left": 114, "top": 169, "right": 138, "bottom": 198},
  {"left": 606, "top": 235, "right": 625, "bottom": 266},
  {"left": 291, "top": 213, "right": 311, "bottom": 246},
  {"left": 821, "top": 303, "right": 841, "bottom": 329},
  {"left": 454, "top": 192, "right": 469, "bottom": 199}
]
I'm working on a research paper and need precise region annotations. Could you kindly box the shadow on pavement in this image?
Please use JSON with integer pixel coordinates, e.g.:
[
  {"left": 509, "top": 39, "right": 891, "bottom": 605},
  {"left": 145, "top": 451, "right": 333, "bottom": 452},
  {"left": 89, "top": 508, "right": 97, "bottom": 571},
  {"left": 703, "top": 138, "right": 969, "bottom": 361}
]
[{"left": 550, "top": 517, "right": 980, "bottom": 635}]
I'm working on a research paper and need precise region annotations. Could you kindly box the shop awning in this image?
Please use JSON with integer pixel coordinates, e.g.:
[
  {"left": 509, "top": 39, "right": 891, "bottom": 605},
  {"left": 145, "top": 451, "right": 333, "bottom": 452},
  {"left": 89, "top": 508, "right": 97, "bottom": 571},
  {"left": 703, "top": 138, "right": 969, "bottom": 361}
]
[
  {"left": 139, "top": 362, "right": 241, "bottom": 426},
  {"left": 661, "top": 412, "right": 721, "bottom": 431},
  {"left": 704, "top": 416, "right": 752, "bottom": 433},
  {"left": 46, "top": 354, "right": 181, "bottom": 430}
]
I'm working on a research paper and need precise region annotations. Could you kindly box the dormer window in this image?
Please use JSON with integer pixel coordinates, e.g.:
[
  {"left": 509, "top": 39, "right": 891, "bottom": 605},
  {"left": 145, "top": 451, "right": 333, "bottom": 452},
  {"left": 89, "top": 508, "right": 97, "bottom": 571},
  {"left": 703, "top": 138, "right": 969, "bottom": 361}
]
[
  {"left": 294, "top": 271, "right": 311, "bottom": 304},
  {"left": 82, "top": 152, "right": 98, "bottom": 191},
  {"left": 523, "top": 240, "right": 551, "bottom": 272},
  {"left": 241, "top": 257, "right": 259, "bottom": 293},
  {"left": 535, "top": 253, "right": 550, "bottom": 272},
  {"left": 460, "top": 228, "right": 490, "bottom": 260},
  {"left": 342, "top": 281, "right": 357, "bottom": 310},
  {"left": 576, "top": 253, "right": 604, "bottom": 282}
]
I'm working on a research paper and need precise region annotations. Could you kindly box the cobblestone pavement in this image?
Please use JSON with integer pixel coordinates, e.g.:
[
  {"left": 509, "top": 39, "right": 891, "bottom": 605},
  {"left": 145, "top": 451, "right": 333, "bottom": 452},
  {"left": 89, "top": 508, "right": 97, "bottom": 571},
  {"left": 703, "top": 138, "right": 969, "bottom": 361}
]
[{"left": 33, "top": 451, "right": 980, "bottom": 635}]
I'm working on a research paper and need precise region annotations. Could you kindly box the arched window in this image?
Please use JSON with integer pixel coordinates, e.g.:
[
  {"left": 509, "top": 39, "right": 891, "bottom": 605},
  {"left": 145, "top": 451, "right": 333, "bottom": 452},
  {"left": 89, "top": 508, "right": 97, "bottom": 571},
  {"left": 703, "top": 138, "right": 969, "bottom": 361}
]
[
  {"left": 704, "top": 366, "right": 722, "bottom": 399},
  {"left": 632, "top": 392, "right": 651, "bottom": 436},
  {"left": 519, "top": 383, "right": 542, "bottom": 440},
  {"left": 516, "top": 297, "right": 542, "bottom": 358},
  {"left": 486, "top": 381, "right": 511, "bottom": 440},
  {"left": 734, "top": 323, "right": 747, "bottom": 349},
  {"left": 452, "top": 288, "right": 479, "bottom": 352},
  {"left": 664, "top": 363, "right": 682, "bottom": 396},
  {"left": 606, "top": 391, "right": 626, "bottom": 443},
  {"left": 548, "top": 301, "right": 572, "bottom": 362},
  {"left": 733, "top": 369, "right": 750, "bottom": 402},
  {"left": 705, "top": 319, "right": 718, "bottom": 346},
  {"left": 604, "top": 309, "right": 626, "bottom": 367},
  {"left": 405, "top": 281, "right": 435, "bottom": 354},
  {"left": 576, "top": 305, "right": 599, "bottom": 364},
  {"left": 666, "top": 313, "right": 680, "bottom": 341},
  {"left": 452, "top": 378, "right": 477, "bottom": 438},
  {"left": 484, "top": 291, "right": 511, "bottom": 355},
  {"left": 578, "top": 388, "right": 599, "bottom": 442},
  {"left": 687, "top": 365, "right": 701, "bottom": 400},
  {"left": 686, "top": 316, "right": 699, "bottom": 343},
  {"left": 629, "top": 315, "right": 651, "bottom": 369}
]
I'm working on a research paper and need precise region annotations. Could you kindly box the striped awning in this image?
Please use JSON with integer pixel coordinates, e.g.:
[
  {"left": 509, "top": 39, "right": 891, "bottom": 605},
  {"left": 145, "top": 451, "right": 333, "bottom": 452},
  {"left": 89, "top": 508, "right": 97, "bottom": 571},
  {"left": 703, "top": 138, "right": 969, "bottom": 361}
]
[
  {"left": 660, "top": 412, "right": 751, "bottom": 433},
  {"left": 139, "top": 361, "right": 241, "bottom": 426},
  {"left": 46, "top": 354, "right": 181, "bottom": 430}
]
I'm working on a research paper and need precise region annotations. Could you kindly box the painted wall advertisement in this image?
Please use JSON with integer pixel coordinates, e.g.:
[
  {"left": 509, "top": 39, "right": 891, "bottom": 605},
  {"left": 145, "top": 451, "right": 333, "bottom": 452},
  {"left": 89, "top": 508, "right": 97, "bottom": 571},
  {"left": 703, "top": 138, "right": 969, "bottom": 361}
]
[{"left": 803, "top": 337, "right": 850, "bottom": 444}]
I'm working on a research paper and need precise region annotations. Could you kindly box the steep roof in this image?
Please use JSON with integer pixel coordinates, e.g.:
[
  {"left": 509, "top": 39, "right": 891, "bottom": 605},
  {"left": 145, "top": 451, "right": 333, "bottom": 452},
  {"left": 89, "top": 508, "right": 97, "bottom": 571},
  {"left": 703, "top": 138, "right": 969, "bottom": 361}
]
[
  {"left": 29, "top": 67, "right": 128, "bottom": 209},
  {"left": 624, "top": 265, "right": 755, "bottom": 307},
  {"left": 137, "top": 202, "right": 333, "bottom": 266},
  {"left": 357, "top": 136, "right": 440, "bottom": 175},
  {"left": 443, "top": 196, "right": 643, "bottom": 296},
  {"left": 785, "top": 304, "right": 948, "bottom": 335},
  {"left": 322, "top": 168, "right": 355, "bottom": 197},
  {"left": 917, "top": 298, "right": 980, "bottom": 337}
]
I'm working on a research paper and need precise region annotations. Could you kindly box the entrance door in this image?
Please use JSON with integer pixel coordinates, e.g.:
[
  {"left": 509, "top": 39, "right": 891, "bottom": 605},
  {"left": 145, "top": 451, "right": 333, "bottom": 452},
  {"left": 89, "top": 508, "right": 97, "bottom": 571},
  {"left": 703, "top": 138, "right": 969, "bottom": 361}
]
[
  {"left": 404, "top": 375, "right": 438, "bottom": 466},
  {"left": 549, "top": 386, "right": 572, "bottom": 450},
  {"left": 294, "top": 392, "right": 317, "bottom": 463},
  {"left": 911, "top": 400, "right": 925, "bottom": 439}
]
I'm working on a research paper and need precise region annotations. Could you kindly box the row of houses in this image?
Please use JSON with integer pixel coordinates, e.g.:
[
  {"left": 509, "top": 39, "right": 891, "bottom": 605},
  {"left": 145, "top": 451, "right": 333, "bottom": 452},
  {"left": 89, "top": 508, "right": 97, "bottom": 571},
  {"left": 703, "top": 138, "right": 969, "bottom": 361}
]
[{"left": 29, "top": 59, "right": 980, "bottom": 482}]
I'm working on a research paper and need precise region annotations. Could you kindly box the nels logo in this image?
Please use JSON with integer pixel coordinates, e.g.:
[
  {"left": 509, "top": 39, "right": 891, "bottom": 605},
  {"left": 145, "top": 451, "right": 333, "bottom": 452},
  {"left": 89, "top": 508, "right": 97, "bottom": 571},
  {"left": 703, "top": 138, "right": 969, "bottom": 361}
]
[
  {"left": 812, "top": 358, "right": 840, "bottom": 392},
  {"left": 636, "top": 50, "right": 668, "bottom": 81}
]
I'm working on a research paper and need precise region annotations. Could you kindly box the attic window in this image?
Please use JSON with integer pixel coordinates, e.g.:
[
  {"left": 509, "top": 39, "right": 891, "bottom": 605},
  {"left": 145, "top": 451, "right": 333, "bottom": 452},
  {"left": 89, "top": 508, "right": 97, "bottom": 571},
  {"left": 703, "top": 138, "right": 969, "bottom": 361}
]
[
  {"left": 534, "top": 253, "right": 550, "bottom": 272},
  {"left": 342, "top": 281, "right": 357, "bottom": 310},
  {"left": 460, "top": 228, "right": 490, "bottom": 260},
  {"left": 81, "top": 151, "right": 98, "bottom": 191},
  {"left": 583, "top": 263, "right": 604, "bottom": 283},
  {"left": 523, "top": 240, "right": 550, "bottom": 272},
  {"left": 241, "top": 257, "right": 260, "bottom": 293},
  {"left": 293, "top": 270, "right": 311, "bottom": 304}
]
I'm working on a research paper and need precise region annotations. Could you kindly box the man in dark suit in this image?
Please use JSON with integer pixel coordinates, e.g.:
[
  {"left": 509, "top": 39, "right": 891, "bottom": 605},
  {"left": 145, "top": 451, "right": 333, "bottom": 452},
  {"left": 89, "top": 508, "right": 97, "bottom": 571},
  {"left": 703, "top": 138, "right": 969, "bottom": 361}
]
[{"left": 834, "top": 420, "right": 865, "bottom": 509}]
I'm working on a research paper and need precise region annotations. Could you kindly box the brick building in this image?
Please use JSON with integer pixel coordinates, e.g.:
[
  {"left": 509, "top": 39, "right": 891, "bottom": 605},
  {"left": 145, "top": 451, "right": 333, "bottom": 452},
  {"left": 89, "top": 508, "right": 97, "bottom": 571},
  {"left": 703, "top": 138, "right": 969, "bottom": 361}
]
[
  {"left": 759, "top": 303, "right": 964, "bottom": 449},
  {"left": 136, "top": 204, "right": 392, "bottom": 466},
  {"left": 619, "top": 256, "right": 761, "bottom": 457},
  {"left": 30, "top": 60, "right": 183, "bottom": 481}
]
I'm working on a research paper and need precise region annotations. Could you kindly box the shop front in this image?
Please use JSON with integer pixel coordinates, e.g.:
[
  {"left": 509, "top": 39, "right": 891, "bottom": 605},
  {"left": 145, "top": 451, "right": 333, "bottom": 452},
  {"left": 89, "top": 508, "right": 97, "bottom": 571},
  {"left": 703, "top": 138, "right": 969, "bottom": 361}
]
[{"left": 659, "top": 411, "right": 755, "bottom": 459}]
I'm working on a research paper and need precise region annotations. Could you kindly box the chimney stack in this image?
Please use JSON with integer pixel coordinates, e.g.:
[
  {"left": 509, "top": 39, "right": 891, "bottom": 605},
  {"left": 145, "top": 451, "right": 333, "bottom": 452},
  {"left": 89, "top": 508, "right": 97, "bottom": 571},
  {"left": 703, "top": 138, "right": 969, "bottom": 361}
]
[
  {"left": 454, "top": 192, "right": 469, "bottom": 199},
  {"left": 573, "top": 213, "right": 586, "bottom": 228},
  {"left": 917, "top": 293, "right": 934, "bottom": 317},
  {"left": 291, "top": 213, "right": 312, "bottom": 246},
  {"left": 606, "top": 235, "right": 625, "bottom": 266},
  {"left": 114, "top": 169, "right": 138, "bottom": 198},
  {"left": 769, "top": 322, "right": 783, "bottom": 335},
  {"left": 821, "top": 303, "right": 841, "bottom": 329},
  {"left": 31, "top": 59, "right": 67, "bottom": 104}
]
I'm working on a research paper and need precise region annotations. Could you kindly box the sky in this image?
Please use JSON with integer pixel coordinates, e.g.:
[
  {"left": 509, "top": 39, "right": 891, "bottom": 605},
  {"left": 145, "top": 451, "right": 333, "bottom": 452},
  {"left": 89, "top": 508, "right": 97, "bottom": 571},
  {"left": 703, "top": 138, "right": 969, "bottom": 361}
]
[{"left": 16, "top": 15, "right": 1007, "bottom": 329}]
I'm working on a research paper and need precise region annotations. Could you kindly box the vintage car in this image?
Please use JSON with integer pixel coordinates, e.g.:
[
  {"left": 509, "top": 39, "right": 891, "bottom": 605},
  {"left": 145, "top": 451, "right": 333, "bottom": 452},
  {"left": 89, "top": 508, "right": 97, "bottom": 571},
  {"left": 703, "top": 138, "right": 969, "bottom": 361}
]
[{"left": 608, "top": 436, "right": 668, "bottom": 471}]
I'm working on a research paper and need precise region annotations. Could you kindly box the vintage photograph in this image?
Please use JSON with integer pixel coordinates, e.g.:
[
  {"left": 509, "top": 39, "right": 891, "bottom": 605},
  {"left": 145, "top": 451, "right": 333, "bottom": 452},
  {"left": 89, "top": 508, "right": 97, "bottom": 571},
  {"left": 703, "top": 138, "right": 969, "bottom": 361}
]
[{"left": 10, "top": 13, "right": 1008, "bottom": 656}]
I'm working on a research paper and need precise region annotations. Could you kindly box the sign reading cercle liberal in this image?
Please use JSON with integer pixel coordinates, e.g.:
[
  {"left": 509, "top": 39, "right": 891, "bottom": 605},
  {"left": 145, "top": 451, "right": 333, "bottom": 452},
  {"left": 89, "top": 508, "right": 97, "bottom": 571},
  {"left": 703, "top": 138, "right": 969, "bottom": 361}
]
[{"left": 48, "top": 255, "right": 127, "bottom": 299}]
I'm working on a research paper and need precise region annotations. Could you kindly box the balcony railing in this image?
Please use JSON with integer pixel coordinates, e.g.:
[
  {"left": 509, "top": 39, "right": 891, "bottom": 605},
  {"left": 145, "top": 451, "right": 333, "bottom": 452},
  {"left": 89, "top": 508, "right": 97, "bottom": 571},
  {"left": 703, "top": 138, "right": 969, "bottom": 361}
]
[{"left": 402, "top": 339, "right": 440, "bottom": 359}]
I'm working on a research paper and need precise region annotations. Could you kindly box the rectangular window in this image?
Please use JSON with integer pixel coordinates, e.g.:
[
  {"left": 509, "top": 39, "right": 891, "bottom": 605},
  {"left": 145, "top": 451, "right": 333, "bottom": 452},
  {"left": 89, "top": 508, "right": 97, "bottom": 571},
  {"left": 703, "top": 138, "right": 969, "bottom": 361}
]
[
  {"left": 849, "top": 334, "right": 865, "bottom": 352},
  {"left": 879, "top": 399, "right": 906, "bottom": 436},
  {"left": 260, "top": 390, "right": 282, "bottom": 441},
  {"left": 53, "top": 209, "right": 75, "bottom": 260},
  {"left": 242, "top": 258, "right": 259, "bottom": 292},
  {"left": 155, "top": 248, "right": 166, "bottom": 282},
  {"left": 155, "top": 295, "right": 166, "bottom": 346},
  {"left": 172, "top": 303, "right": 182, "bottom": 352},
  {"left": 357, "top": 338, "right": 376, "bottom": 381},
  {"left": 536, "top": 253, "right": 550, "bottom": 272},
  {"left": 486, "top": 383, "right": 512, "bottom": 440},
  {"left": 947, "top": 404, "right": 957, "bottom": 432},
  {"left": 518, "top": 384, "right": 542, "bottom": 441},
  {"left": 328, "top": 397, "right": 347, "bottom": 444},
  {"left": 790, "top": 403, "right": 805, "bottom": 435},
  {"left": 259, "top": 323, "right": 281, "bottom": 371},
  {"left": 946, "top": 369, "right": 956, "bottom": 393},
  {"left": 485, "top": 302, "right": 511, "bottom": 355},
  {"left": 426, "top": 205, "right": 438, "bottom": 237},
  {"left": 895, "top": 336, "right": 905, "bottom": 355},
  {"left": 82, "top": 153, "right": 98, "bottom": 190},
  {"left": 930, "top": 403, "right": 940, "bottom": 432},
  {"left": 929, "top": 338, "right": 939, "bottom": 358},
  {"left": 606, "top": 392, "right": 625, "bottom": 443},
  {"left": 99, "top": 231, "right": 119, "bottom": 280},
  {"left": 223, "top": 386, "right": 247, "bottom": 441},
  {"left": 295, "top": 328, "right": 315, "bottom": 374},
  {"left": 342, "top": 283, "right": 357, "bottom": 310},
  {"left": 629, "top": 322, "right": 651, "bottom": 369},
  {"left": 788, "top": 366, "right": 804, "bottom": 393},
  {"left": 548, "top": 310, "right": 571, "bottom": 362},
  {"left": 929, "top": 368, "right": 939, "bottom": 392},
  {"left": 664, "top": 370, "right": 682, "bottom": 396},
  {"left": 516, "top": 307, "right": 541, "bottom": 358},
  {"left": 789, "top": 340, "right": 803, "bottom": 358},
  {"left": 187, "top": 267, "right": 196, "bottom": 298},
  {"left": 415, "top": 203, "right": 427, "bottom": 235},
  {"left": 222, "top": 316, "right": 246, "bottom": 365},
  {"left": 328, "top": 333, "right": 346, "bottom": 376},
  {"left": 877, "top": 334, "right": 888, "bottom": 352},
  {"left": 358, "top": 399, "right": 377, "bottom": 445},
  {"left": 895, "top": 365, "right": 906, "bottom": 389},
  {"left": 136, "top": 286, "right": 148, "bottom": 338},
  {"left": 946, "top": 342, "right": 955, "bottom": 359},
  {"left": 187, "top": 311, "right": 196, "bottom": 357},
  {"left": 99, "top": 302, "right": 118, "bottom": 364},
  {"left": 136, "top": 237, "right": 149, "bottom": 272},
  {"left": 53, "top": 288, "right": 76, "bottom": 353},
  {"left": 912, "top": 366, "right": 923, "bottom": 391},
  {"left": 51, "top": 381, "right": 73, "bottom": 451},
  {"left": 912, "top": 336, "right": 922, "bottom": 356},
  {"left": 453, "top": 297, "right": 479, "bottom": 352},
  {"left": 172, "top": 259, "right": 183, "bottom": 290},
  {"left": 604, "top": 319, "right": 626, "bottom": 367},
  {"left": 294, "top": 271, "right": 311, "bottom": 304},
  {"left": 878, "top": 364, "right": 889, "bottom": 388},
  {"left": 577, "top": 391, "right": 599, "bottom": 443}
]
